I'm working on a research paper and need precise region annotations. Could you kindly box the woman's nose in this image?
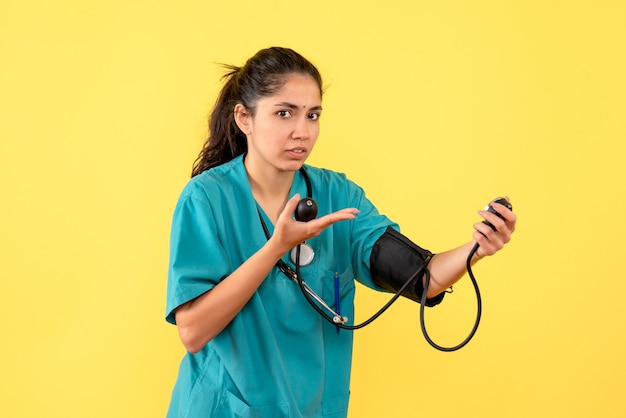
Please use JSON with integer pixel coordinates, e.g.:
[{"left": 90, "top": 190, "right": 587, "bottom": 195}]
[{"left": 291, "top": 117, "right": 310, "bottom": 140}]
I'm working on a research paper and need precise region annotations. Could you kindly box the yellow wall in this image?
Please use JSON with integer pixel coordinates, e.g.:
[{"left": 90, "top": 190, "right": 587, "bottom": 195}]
[{"left": 1, "top": 1, "right": 624, "bottom": 417}]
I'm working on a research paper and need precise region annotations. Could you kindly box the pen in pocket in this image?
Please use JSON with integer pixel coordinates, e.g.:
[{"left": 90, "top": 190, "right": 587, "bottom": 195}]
[{"left": 334, "top": 272, "right": 341, "bottom": 334}]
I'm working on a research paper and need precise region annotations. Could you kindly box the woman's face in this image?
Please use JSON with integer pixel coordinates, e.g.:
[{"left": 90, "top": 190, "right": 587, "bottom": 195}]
[{"left": 238, "top": 73, "right": 322, "bottom": 174}]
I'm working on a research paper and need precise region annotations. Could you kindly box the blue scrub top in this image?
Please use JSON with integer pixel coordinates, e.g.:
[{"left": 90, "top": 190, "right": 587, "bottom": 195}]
[{"left": 166, "top": 155, "right": 399, "bottom": 418}]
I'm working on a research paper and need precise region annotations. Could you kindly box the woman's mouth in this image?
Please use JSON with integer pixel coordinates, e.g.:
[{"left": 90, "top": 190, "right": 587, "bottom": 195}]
[{"left": 287, "top": 148, "right": 307, "bottom": 158}]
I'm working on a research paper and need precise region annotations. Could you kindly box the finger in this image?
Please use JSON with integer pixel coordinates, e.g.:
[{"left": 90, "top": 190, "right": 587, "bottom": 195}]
[
  {"left": 473, "top": 231, "right": 498, "bottom": 257},
  {"left": 490, "top": 201, "right": 517, "bottom": 227},
  {"left": 333, "top": 208, "right": 360, "bottom": 217},
  {"left": 287, "top": 193, "right": 301, "bottom": 209},
  {"left": 473, "top": 229, "right": 500, "bottom": 257},
  {"left": 475, "top": 220, "right": 506, "bottom": 245},
  {"left": 301, "top": 209, "right": 358, "bottom": 237},
  {"left": 474, "top": 221, "right": 494, "bottom": 240},
  {"left": 478, "top": 210, "right": 506, "bottom": 232},
  {"left": 490, "top": 202, "right": 513, "bottom": 218},
  {"left": 483, "top": 209, "right": 516, "bottom": 239},
  {"left": 474, "top": 221, "right": 507, "bottom": 253},
  {"left": 317, "top": 208, "right": 359, "bottom": 225},
  {"left": 277, "top": 194, "right": 301, "bottom": 222}
]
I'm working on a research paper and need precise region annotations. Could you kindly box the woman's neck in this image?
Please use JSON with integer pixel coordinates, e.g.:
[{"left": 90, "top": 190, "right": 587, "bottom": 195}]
[{"left": 245, "top": 159, "right": 296, "bottom": 223}]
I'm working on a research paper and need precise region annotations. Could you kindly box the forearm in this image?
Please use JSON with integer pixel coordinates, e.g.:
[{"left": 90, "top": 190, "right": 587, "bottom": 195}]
[
  {"left": 425, "top": 241, "right": 481, "bottom": 298},
  {"left": 174, "top": 241, "right": 285, "bottom": 353}
]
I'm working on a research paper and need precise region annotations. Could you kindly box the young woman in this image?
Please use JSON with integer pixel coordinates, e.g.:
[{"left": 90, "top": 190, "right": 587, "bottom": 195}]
[{"left": 165, "top": 47, "right": 516, "bottom": 418}]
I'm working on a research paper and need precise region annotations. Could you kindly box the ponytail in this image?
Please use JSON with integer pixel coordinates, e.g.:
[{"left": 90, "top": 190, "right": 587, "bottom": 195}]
[{"left": 191, "top": 65, "right": 247, "bottom": 177}]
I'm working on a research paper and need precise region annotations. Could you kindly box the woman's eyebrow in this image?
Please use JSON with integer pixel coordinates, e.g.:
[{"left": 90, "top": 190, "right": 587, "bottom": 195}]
[{"left": 274, "top": 102, "right": 323, "bottom": 111}]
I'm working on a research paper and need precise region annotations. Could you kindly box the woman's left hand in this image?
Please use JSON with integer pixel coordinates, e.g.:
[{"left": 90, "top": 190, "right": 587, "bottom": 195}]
[{"left": 472, "top": 197, "right": 516, "bottom": 258}]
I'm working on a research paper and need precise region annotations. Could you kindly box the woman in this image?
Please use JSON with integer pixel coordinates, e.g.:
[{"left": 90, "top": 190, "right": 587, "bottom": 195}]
[{"left": 165, "top": 47, "right": 516, "bottom": 417}]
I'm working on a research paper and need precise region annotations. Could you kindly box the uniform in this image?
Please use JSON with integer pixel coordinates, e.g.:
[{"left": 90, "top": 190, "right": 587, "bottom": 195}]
[{"left": 166, "top": 155, "right": 398, "bottom": 418}]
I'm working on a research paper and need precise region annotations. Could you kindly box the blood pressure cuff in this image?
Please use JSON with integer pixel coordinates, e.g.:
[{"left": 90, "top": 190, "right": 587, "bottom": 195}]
[{"left": 370, "top": 227, "right": 445, "bottom": 307}]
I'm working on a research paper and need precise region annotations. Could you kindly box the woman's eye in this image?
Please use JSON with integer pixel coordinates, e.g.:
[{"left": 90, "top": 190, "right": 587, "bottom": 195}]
[
  {"left": 277, "top": 110, "right": 292, "bottom": 118},
  {"left": 308, "top": 113, "right": 320, "bottom": 121}
]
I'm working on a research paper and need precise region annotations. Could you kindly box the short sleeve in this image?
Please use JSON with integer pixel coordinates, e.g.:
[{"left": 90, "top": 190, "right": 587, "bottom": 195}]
[
  {"left": 343, "top": 181, "right": 401, "bottom": 291},
  {"left": 308, "top": 169, "right": 400, "bottom": 292},
  {"left": 165, "top": 189, "right": 232, "bottom": 325}
]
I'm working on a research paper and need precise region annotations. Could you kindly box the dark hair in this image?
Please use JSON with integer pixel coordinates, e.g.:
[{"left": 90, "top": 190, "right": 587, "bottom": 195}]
[{"left": 191, "top": 47, "right": 323, "bottom": 177}]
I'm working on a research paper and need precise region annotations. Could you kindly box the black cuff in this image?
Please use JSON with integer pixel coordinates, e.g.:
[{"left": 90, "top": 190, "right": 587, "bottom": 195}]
[{"left": 370, "top": 227, "right": 445, "bottom": 307}]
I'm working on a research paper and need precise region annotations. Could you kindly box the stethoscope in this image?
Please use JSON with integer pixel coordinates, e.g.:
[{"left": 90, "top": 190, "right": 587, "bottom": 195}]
[{"left": 257, "top": 167, "right": 498, "bottom": 351}]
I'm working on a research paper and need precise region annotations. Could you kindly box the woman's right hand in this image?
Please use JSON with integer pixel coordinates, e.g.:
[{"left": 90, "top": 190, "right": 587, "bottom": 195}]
[{"left": 269, "top": 194, "right": 359, "bottom": 255}]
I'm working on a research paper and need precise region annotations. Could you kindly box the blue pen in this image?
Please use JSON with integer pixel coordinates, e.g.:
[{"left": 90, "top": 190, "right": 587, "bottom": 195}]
[{"left": 334, "top": 272, "right": 341, "bottom": 334}]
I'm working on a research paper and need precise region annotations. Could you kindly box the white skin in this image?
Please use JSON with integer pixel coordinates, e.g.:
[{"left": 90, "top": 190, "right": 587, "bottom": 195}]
[{"left": 175, "top": 73, "right": 517, "bottom": 353}]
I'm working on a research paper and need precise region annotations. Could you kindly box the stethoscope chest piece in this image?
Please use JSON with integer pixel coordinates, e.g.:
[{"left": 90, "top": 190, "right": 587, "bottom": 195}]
[{"left": 291, "top": 243, "right": 315, "bottom": 266}]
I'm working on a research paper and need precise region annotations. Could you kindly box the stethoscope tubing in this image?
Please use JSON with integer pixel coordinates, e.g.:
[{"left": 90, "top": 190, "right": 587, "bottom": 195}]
[
  {"left": 419, "top": 242, "right": 482, "bottom": 351},
  {"left": 257, "top": 167, "right": 483, "bottom": 349},
  {"left": 294, "top": 244, "right": 431, "bottom": 330}
]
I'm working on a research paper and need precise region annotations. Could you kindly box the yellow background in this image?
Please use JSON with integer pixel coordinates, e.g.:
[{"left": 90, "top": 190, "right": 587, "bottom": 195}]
[{"left": 1, "top": 1, "right": 625, "bottom": 417}]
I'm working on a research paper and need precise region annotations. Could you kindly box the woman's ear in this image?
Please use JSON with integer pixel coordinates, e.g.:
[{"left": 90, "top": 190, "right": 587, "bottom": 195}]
[{"left": 234, "top": 104, "right": 251, "bottom": 135}]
